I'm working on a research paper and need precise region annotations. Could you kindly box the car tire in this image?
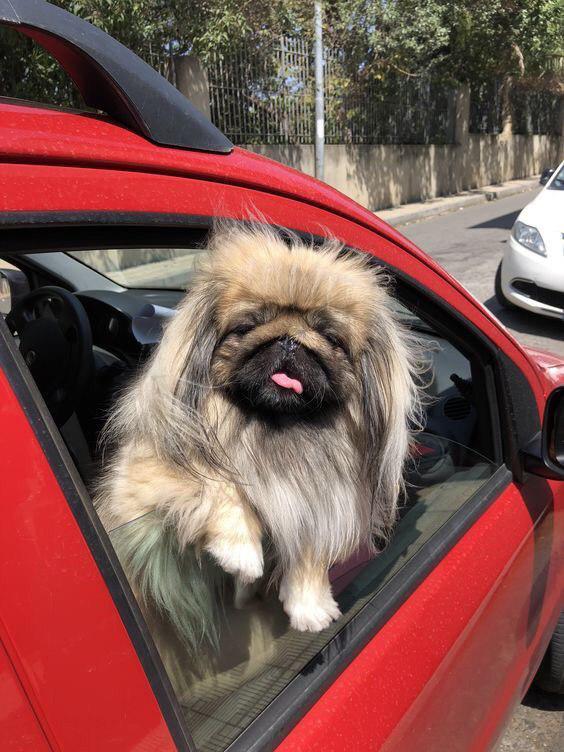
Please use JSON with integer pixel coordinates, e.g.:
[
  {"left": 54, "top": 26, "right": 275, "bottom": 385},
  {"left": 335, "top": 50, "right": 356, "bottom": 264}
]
[
  {"left": 534, "top": 611, "right": 564, "bottom": 694},
  {"left": 494, "top": 262, "right": 516, "bottom": 309}
]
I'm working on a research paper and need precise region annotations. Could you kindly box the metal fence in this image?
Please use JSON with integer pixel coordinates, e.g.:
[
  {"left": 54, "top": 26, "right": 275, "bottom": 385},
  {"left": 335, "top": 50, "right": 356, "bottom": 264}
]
[
  {"left": 208, "top": 37, "right": 313, "bottom": 144},
  {"left": 511, "top": 86, "right": 562, "bottom": 135},
  {"left": 469, "top": 79, "right": 504, "bottom": 134},
  {"left": 470, "top": 78, "right": 562, "bottom": 135},
  {"left": 207, "top": 36, "right": 456, "bottom": 145},
  {"left": 324, "top": 77, "right": 455, "bottom": 144}
]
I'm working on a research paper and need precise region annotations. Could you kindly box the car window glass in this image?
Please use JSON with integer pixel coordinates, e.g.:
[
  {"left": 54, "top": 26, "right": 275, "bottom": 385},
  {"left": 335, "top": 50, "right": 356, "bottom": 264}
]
[
  {"left": 547, "top": 164, "right": 564, "bottom": 190},
  {"left": 105, "top": 296, "right": 499, "bottom": 752},
  {"left": 68, "top": 248, "right": 204, "bottom": 289},
  {"left": 4, "top": 244, "right": 500, "bottom": 752}
]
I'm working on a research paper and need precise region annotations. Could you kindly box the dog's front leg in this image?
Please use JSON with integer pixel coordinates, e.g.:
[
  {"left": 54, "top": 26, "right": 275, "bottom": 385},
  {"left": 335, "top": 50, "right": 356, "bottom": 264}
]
[
  {"left": 279, "top": 551, "right": 341, "bottom": 632},
  {"left": 203, "top": 482, "right": 264, "bottom": 584}
]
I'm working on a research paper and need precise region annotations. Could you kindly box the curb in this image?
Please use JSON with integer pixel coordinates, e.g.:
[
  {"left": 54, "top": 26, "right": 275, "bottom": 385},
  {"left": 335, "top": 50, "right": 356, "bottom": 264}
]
[
  {"left": 377, "top": 193, "right": 486, "bottom": 227},
  {"left": 377, "top": 176, "right": 539, "bottom": 227},
  {"left": 478, "top": 181, "right": 538, "bottom": 201}
]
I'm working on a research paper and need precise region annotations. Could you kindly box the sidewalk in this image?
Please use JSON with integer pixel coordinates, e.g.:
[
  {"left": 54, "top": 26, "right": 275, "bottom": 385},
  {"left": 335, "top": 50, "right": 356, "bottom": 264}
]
[{"left": 376, "top": 175, "right": 540, "bottom": 227}]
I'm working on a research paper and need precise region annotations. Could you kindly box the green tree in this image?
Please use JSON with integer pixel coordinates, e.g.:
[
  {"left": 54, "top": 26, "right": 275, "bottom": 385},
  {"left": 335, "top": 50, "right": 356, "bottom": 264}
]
[
  {"left": 1, "top": 1, "right": 561, "bottom": 106},
  {"left": 449, "top": 0, "right": 563, "bottom": 82}
]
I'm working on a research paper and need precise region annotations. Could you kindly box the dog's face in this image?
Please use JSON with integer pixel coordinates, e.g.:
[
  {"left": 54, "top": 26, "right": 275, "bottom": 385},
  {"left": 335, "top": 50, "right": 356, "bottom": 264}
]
[
  {"left": 206, "top": 228, "right": 380, "bottom": 417},
  {"left": 213, "top": 304, "right": 354, "bottom": 414}
]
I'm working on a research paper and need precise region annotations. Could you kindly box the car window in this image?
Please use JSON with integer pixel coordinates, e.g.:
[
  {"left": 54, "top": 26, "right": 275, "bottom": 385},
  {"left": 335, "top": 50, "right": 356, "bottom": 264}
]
[
  {"left": 105, "top": 293, "right": 499, "bottom": 752},
  {"left": 547, "top": 164, "right": 564, "bottom": 191},
  {"left": 68, "top": 248, "right": 204, "bottom": 289},
  {"left": 4, "top": 242, "right": 501, "bottom": 752}
]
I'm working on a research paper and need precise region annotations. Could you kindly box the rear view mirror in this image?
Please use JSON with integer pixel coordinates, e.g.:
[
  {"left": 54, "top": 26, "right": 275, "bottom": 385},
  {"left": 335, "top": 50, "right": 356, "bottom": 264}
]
[
  {"left": 0, "top": 274, "right": 11, "bottom": 316},
  {"left": 523, "top": 387, "right": 564, "bottom": 480},
  {"left": 539, "top": 167, "right": 555, "bottom": 186},
  {"left": 0, "top": 268, "right": 30, "bottom": 317},
  {"left": 544, "top": 388, "right": 564, "bottom": 469}
]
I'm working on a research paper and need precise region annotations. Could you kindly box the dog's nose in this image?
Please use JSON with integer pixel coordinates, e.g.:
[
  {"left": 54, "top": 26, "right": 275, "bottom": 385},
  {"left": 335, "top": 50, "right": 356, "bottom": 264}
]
[{"left": 279, "top": 336, "right": 298, "bottom": 354}]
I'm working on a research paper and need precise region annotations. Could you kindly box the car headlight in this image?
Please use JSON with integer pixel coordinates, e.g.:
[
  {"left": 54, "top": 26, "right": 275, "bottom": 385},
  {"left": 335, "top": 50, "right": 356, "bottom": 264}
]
[{"left": 512, "top": 221, "right": 547, "bottom": 256}]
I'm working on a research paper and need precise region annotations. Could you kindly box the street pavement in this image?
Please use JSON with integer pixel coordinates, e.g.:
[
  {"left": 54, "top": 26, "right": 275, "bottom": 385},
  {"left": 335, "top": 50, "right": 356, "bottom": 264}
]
[
  {"left": 401, "top": 188, "right": 564, "bottom": 751},
  {"left": 401, "top": 188, "right": 564, "bottom": 357}
]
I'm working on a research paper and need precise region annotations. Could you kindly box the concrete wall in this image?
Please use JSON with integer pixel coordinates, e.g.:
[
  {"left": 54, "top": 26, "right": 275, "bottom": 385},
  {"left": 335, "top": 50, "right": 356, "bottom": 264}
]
[{"left": 245, "top": 135, "right": 562, "bottom": 211}]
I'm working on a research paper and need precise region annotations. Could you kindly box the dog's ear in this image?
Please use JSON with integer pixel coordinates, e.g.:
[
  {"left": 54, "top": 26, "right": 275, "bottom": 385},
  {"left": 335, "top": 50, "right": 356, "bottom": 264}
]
[
  {"left": 359, "top": 308, "right": 421, "bottom": 545},
  {"left": 105, "top": 278, "right": 232, "bottom": 477}
]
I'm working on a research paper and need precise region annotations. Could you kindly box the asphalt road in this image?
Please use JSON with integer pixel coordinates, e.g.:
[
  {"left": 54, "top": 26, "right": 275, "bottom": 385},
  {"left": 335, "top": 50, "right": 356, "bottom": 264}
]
[
  {"left": 402, "top": 191, "right": 564, "bottom": 751},
  {"left": 401, "top": 189, "right": 564, "bottom": 357}
]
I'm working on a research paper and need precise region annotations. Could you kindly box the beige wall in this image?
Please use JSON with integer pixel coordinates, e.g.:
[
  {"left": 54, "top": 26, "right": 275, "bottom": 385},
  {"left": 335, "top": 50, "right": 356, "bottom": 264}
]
[{"left": 245, "top": 136, "right": 563, "bottom": 211}]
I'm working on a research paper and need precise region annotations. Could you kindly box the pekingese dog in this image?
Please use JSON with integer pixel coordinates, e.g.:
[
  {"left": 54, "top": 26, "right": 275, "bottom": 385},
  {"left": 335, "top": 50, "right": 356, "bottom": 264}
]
[{"left": 96, "top": 224, "right": 421, "bottom": 664}]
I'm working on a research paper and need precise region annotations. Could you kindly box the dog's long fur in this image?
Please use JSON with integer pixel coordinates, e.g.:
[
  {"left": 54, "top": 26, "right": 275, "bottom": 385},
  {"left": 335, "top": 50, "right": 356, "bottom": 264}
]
[{"left": 96, "top": 224, "right": 422, "bottom": 665}]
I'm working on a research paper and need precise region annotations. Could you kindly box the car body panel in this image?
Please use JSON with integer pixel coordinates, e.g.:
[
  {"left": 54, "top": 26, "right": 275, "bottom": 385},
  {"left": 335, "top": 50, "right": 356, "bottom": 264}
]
[
  {"left": 0, "top": 368, "right": 178, "bottom": 752},
  {"left": 0, "top": 641, "right": 51, "bottom": 752},
  {"left": 1, "top": 99, "right": 563, "bottom": 752},
  {"left": 520, "top": 348, "right": 564, "bottom": 390},
  {"left": 522, "top": 346, "right": 564, "bottom": 372},
  {"left": 520, "top": 189, "right": 564, "bottom": 233},
  {"left": 0, "top": 100, "right": 413, "bottom": 248},
  {"left": 276, "top": 477, "right": 562, "bottom": 752}
]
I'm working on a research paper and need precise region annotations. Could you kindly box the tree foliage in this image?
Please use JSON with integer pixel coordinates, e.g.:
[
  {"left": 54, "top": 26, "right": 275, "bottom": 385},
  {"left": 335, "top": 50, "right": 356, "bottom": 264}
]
[
  {"left": 321, "top": 0, "right": 562, "bottom": 83},
  {"left": 0, "top": 0, "right": 561, "bottom": 107}
]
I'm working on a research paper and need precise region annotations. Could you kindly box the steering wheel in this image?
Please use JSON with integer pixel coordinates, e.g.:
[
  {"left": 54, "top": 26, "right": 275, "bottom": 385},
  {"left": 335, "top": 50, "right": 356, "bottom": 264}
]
[{"left": 7, "top": 286, "right": 94, "bottom": 426}]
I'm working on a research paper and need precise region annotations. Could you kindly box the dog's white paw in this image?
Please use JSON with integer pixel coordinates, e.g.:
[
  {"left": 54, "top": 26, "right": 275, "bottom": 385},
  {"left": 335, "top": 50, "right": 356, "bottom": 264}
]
[
  {"left": 206, "top": 538, "right": 264, "bottom": 583},
  {"left": 282, "top": 593, "right": 341, "bottom": 632}
]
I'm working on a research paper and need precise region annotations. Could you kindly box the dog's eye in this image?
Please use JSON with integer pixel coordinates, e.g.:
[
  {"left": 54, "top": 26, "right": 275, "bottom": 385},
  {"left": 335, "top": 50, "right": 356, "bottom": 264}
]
[
  {"left": 325, "top": 332, "right": 345, "bottom": 350},
  {"left": 228, "top": 323, "right": 254, "bottom": 337}
]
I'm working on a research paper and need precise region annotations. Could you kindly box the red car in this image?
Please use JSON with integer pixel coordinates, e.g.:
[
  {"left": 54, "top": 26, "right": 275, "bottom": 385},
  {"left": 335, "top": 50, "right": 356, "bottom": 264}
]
[{"left": 0, "top": 3, "right": 562, "bottom": 752}]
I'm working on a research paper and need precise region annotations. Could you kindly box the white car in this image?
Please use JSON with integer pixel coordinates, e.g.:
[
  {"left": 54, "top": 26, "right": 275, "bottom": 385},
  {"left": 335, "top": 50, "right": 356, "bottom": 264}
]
[{"left": 496, "top": 160, "right": 564, "bottom": 318}]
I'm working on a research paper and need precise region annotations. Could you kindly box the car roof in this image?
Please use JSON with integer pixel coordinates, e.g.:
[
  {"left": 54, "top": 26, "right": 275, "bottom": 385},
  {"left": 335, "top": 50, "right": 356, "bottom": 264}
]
[{"left": 0, "top": 98, "right": 414, "bottom": 250}]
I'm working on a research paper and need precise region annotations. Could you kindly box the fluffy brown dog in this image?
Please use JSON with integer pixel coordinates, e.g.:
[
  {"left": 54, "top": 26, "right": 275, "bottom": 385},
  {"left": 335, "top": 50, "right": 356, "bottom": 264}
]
[{"left": 96, "top": 225, "right": 420, "bottom": 648}]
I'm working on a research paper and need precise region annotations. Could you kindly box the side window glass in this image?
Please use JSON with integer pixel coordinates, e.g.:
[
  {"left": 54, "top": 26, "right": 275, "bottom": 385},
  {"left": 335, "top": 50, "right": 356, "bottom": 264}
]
[
  {"left": 107, "top": 292, "right": 499, "bottom": 752},
  {"left": 4, "top": 244, "right": 500, "bottom": 752}
]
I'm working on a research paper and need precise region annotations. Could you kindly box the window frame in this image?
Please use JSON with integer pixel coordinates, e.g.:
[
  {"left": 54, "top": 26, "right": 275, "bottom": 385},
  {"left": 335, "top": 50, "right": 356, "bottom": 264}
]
[{"left": 0, "top": 212, "right": 540, "bottom": 752}]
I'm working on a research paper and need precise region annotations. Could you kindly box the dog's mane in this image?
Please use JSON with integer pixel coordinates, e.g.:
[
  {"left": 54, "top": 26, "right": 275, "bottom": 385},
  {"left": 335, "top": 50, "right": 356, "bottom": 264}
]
[{"left": 99, "top": 224, "right": 424, "bottom": 557}]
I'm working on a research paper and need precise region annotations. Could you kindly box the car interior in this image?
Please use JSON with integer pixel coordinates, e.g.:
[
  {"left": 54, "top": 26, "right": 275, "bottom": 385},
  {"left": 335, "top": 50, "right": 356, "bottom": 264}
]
[{"left": 0, "top": 232, "right": 500, "bottom": 752}]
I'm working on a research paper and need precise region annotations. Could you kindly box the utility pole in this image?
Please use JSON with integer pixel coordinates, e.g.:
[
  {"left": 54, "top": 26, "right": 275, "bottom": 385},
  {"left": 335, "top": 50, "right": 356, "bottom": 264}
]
[{"left": 314, "top": 1, "right": 324, "bottom": 181}]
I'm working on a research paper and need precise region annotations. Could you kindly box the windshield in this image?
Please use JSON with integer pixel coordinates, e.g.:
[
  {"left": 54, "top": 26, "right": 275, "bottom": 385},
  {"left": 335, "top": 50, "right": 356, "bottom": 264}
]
[
  {"left": 68, "top": 248, "right": 204, "bottom": 289},
  {"left": 547, "top": 164, "right": 564, "bottom": 191}
]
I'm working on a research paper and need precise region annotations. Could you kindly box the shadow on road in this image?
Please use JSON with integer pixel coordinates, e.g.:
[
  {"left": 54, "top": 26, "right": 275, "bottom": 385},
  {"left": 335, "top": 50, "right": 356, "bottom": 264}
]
[
  {"left": 470, "top": 210, "right": 522, "bottom": 231},
  {"left": 483, "top": 296, "right": 564, "bottom": 348}
]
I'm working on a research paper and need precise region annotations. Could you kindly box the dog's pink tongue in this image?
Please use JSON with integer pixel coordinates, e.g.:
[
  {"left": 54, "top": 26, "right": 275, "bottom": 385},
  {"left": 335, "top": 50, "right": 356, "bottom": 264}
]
[{"left": 271, "top": 372, "right": 303, "bottom": 395}]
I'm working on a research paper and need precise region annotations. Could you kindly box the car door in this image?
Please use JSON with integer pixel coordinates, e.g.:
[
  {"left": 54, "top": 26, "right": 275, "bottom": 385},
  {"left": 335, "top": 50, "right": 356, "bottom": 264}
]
[
  {"left": 0, "top": 164, "right": 561, "bottom": 752},
  {"left": 0, "top": 331, "right": 186, "bottom": 751}
]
